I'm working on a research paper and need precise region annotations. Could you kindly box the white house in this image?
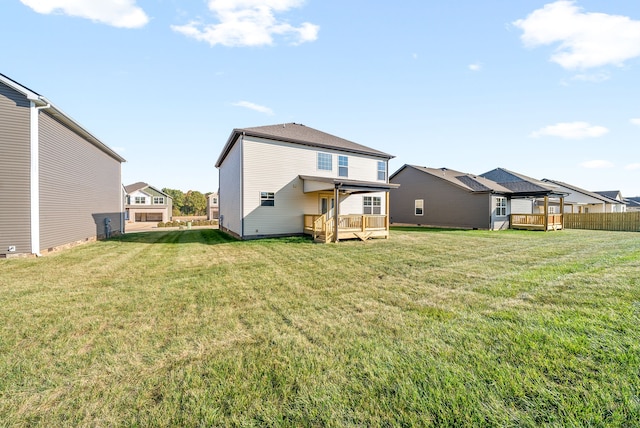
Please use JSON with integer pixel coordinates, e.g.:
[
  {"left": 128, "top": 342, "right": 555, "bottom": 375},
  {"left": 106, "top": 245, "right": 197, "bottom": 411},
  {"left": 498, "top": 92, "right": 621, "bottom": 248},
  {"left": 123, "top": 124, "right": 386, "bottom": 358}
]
[
  {"left": 215, "top": 123, "right": 398, "bottom": 242},
  {"left": 542, "top": 180, "right": 626, "bottom": 213}
]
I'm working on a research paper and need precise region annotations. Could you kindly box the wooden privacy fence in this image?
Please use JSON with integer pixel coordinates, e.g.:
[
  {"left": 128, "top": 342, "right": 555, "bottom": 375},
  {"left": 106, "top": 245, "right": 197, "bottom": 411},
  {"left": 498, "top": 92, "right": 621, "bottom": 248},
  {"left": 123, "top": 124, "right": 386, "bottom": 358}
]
[{"left": 564, "top": 212, "right": 640, "bottom": 232}]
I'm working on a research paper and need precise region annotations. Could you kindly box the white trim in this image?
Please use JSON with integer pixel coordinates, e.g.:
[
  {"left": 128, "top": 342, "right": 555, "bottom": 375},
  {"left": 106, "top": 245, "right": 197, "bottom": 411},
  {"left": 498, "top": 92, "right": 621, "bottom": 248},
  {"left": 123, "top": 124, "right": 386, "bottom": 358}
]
[{"left": 29, "top": 102, "right": 41, "bottom": 255}]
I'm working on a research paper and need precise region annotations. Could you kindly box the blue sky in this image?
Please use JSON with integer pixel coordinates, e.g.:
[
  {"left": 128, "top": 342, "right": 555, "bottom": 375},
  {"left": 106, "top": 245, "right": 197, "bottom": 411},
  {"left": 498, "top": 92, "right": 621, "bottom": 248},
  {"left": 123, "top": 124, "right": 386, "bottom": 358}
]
[{"left": 3, "top": 0, "right": 640, "bottom": 196}]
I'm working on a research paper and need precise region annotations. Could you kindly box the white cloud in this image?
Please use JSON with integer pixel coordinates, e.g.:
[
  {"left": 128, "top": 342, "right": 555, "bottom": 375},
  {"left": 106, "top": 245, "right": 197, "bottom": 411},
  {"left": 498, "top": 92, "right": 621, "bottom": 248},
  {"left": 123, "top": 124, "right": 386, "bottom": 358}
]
[
  {"left": 233, "top": 101, "right": 274, "bottom": 115},
  {"left": 625, "top": 163, "right": 640, "bottom": 170},
  {"left": 468, "top": 62, "right": 482, "bottom": 71},
  {"left": 171, "top": 0, "right": 319, "bottom": 47},
  {"left": 631, "top": 118, "right": 640, "bottom": 126},
  {"left": 20, "top": 0, "right": 149, "bottom": 28},
  {"left": 580, "top": 160, "right": 614, "bottom": 169},
  {"left": 513, "top": 1, "right": 640, "bottom": 69},
  {"left": 530, "top": 121, "right": 609, "bottom": 139}
]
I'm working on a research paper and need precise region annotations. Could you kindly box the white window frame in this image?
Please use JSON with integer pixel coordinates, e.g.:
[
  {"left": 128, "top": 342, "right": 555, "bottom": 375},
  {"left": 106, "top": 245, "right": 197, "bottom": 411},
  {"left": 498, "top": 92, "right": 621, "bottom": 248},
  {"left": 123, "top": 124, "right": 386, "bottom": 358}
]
[
  {"left": 377, "top": 161, "right": 386, "bottom": 181},
  {"left": 338, "top": 155, "right": 348, "bottom": 177},
  {"left": 415, "top": 199, "right": 424, "bottom": 216},
  {"left": 496, "top": 197, "right": 507, "bottom": 217},
  {"left": 363, "top": 196, "right": 381, "bottom": 215},
  {"left": 317, "top": 152, "right": 332, "bottom": 171},
  {"left": 153, "top": 196, "right": 164, "bottom": 205},
  {"left": 260, "top": 192, "right": 275, "bottom": 207},
  {"left": 134, "top": 196, "right": 146, "bottom": 204}
]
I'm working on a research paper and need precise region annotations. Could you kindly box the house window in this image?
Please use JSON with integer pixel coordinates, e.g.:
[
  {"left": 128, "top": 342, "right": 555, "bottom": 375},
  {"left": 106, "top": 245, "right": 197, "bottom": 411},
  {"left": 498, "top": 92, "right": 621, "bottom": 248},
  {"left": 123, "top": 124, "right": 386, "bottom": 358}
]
[
  {"left": 212, "top": 197, "right": 217, "bottom": 204},
  {"left": 134, "top": 196, "right": 146, "bottom": 204},
  {"left": 260, "top": 192, "right": 275, "bottom": 207},
  {"left": 548, "top": 206, "right": 558, "bottom": 214},
  {"left": 377, "top": 161, "right": 386, "bottom": 181},
  {"left": 364, "top": 196, "right": 381, "bottom": 214},
  {"left": 338, "top": 155, "right": 348, "bottom": 177},
  {"left": 496, "top": 197, "right": 507, "bottom": 216},
  {"left": 153, "top": 197, "right": 164, "bottom": 204},
  {"left": 415, "top": 199, "right": 424, "bottom": 216},
  {"left": 318, "top": 153, "right": 332, "bottom": 171}
]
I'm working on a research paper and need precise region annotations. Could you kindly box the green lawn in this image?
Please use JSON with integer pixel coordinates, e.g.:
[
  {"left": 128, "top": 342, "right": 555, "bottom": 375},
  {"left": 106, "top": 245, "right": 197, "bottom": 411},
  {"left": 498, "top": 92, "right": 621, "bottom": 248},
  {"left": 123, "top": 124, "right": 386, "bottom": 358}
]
[{"left": 1, "top": 227, "right": 639, "bottom": 427}]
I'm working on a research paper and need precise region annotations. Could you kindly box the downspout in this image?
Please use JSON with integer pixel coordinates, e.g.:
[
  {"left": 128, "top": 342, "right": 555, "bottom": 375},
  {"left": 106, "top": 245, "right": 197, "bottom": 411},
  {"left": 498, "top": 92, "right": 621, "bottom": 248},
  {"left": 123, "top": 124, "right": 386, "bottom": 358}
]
[{"left": 30, "top": 98, "right": 51, "bottom": 256}]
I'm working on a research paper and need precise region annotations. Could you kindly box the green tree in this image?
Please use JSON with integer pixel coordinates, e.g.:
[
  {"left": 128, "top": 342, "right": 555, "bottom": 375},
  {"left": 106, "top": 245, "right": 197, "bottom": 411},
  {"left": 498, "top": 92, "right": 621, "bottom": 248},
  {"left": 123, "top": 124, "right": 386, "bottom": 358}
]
[
  {"left": 183, "top": 190, "right": 207, "bottom": 216},
  {"left": 162, "top": 188, "right": 185, "bottom": 216}
]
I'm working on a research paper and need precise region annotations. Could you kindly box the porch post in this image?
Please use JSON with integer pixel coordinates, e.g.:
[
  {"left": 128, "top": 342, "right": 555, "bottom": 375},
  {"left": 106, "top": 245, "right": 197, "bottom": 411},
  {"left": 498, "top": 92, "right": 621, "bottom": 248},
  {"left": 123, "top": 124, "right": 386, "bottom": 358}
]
[
  {"left": 385, "top": 191, "right": 390, "bottom": 238},
  {"left": 334, "top": 186, "right": 339, "bottom": 242},
  {"left": 560, "top": 196, "right": 565, "bottom": 229},
  {"left": 544, "top": 196, "right": 549, "bottom": 231}
]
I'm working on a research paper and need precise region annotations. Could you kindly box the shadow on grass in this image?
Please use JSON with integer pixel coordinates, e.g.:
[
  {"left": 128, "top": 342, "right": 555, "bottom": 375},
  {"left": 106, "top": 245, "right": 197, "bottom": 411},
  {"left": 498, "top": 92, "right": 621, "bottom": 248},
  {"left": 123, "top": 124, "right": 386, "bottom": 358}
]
[
  {"left": 111, "top": 229, "right": 316, "bottom": 246},
  {"left": 390, "top": 225, "right": 476, "bottom": 233}
]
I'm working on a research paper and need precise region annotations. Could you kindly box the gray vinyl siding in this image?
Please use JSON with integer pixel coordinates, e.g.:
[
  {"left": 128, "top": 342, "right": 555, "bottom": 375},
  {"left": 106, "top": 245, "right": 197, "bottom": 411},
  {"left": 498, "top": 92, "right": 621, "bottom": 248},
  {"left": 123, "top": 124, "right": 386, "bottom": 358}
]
[
  {"left": 38, "top": 112, "right": 122, "bottom": 251},
  {"left": 0, "top": 82, "right": 32, "bottom": 256},
  {"left": 511, "top": 198, "right": 534, "bottom": 214},
  {"left": 390, "top": 167, "right": 491, "bottom": 229}
]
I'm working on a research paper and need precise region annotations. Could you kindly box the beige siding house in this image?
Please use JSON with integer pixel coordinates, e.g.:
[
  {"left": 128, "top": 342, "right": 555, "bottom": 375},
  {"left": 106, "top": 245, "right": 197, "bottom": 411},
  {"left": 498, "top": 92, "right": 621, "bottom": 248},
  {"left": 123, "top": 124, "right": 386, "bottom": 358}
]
[
  {"left": 542, "top": 180, "right": 626, "bottom": 213},
  {"left": 0, "top": 73, "right": 125, "bottom": 257},
  {"left": 124, "top": 183, "right": 173, "bottom": 223},
  {"left": 215, "top": 123, "right": 398, "bottom": 242},
  {"left": 207, "top": 192, "right": 219, "bottom": 220}
]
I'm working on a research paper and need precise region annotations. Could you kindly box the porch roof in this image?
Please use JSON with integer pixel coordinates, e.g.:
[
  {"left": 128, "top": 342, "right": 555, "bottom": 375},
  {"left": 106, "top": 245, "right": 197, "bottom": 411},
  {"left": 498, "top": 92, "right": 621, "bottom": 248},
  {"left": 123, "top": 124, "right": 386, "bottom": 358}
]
[{"left": 299, "top": 175, "right": 400, "bottom": 194}]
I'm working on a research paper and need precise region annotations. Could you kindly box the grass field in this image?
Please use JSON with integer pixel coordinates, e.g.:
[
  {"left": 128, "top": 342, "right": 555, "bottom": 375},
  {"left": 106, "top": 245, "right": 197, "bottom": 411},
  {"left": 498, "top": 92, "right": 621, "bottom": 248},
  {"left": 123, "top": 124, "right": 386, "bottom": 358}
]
[{"left": 1, "top": 227, "right": 639, "bottom": 427}]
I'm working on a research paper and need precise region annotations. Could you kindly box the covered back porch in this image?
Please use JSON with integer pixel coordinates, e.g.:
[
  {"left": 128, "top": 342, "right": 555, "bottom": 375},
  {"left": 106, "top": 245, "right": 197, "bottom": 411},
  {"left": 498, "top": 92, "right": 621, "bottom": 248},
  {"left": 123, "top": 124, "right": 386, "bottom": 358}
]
[
  {"left": 299, "top": 175, "right": 399, "bottom": 243},
  {"left": 510, "top": 194, "right": 565, "bottom": 231}
]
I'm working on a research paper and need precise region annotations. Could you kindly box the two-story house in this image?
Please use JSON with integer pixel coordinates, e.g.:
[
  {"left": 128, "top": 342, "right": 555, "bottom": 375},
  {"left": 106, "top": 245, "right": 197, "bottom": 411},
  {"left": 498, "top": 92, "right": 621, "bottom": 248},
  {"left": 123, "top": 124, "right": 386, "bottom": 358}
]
[
  {"left": 124, "top": 183, "right": 173, "bottom": 223},
  {"left": 207, "top": 192, "right": 219, "bottom": 220},
  {"left": 215, "top": 123, "right": 398, "bottom": 242}
]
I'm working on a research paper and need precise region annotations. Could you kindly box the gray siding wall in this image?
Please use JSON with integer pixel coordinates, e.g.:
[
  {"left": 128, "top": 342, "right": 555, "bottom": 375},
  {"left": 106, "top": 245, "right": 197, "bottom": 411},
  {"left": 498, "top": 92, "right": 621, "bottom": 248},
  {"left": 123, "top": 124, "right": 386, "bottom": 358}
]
[
  {"left": 390, "top": 167, "right": 491, "bottom": 229},
  {"left": 0, "top": 82, "right": 32, "bottom": 256},
  {"left": 38, "top": 112, "right": 122, "bottom": 251}
]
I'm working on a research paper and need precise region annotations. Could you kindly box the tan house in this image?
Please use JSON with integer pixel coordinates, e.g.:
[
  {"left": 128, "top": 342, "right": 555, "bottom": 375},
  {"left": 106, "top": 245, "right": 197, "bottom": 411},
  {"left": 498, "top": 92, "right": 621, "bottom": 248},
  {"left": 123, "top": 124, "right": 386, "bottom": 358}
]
[
  {"left": 542, "top": 180, "right": 626, "bottom": 213},
  {"left": 0, "top": 73, "right": 125, "bottom": 257},
  {"left": 124, "top": 183, "right": 173, "bottom": 223},
  {"left": 215, "top": 123, "right": 398, "bottom": 242},
  {"left": 207, "top": 192, "right": 219, "bottom": 220}
]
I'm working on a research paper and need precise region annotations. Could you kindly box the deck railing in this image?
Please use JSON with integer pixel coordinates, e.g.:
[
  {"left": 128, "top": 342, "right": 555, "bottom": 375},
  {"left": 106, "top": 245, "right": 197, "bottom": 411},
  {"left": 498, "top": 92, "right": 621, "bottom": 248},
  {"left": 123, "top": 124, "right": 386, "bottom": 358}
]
[
  {"left": 304, "top": 214, "right": 388, "bottom": 241},
  {"left": 510, "top": 214, "right": 563, "bottom": 231}
]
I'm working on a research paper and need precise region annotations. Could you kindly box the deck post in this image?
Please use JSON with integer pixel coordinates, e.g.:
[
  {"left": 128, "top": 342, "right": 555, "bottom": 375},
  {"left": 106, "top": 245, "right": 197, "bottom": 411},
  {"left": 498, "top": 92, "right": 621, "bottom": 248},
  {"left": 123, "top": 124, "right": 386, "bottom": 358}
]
[
  {"left": 385, "top": 191, "right": 390, "bottom": 238},
  {"left": 560, "top": 197, "right": 565, "bottom": 229},
  {"left": 334, "top": 187, "right": 339, "bottom": 242},
  {"left": 543, "top": 196, "right": 549, "bottom": 231}
]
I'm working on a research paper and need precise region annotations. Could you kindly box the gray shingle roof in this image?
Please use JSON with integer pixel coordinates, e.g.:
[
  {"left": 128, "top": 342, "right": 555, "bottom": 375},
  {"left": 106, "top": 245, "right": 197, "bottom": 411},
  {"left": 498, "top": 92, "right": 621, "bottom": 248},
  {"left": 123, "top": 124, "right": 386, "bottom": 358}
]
[
  {"left": 395, "top": 165, "right": 512, "bottom": 193},
  {"left": 216, "top": 123, "right": 393, "bottom": 167},
  {"left": 543, "top": 179, "right": 623, "bottom": 204},
  {"left": 481, "top": 168, "right": 562, "bottom": 195}
]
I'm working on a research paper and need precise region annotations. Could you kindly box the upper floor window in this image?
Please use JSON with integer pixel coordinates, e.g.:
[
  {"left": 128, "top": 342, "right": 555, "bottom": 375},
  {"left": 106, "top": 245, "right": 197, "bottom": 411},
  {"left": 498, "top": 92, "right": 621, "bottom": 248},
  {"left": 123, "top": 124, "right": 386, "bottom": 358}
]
[
  {"left": 318, "top": 153, "right": 332, "bottom": 171},
  {"left": 363, "top": 196, "right": 381, "bottom": 214},
  {"left": 134, "top": 196, "right": 146, "bottom": 204},
  {"left": 377, "top": 161, "right": 386, "bottom": 181},
  {"left": 212, "top": 197, "right": 218, "bottom": 204},
  {"left": 415, "top": 199, "right": 424, "bottom": 216},
  {"left": 260, "top": 192, "right": 275, "bottom": 207},
  {"left": 338, "top": 155, "right": 348, "bottom": 177},
  {"left": 153, "top": 197, "right": 164, "bottom": 204},
  {"left": 496, "top": 197, "right": 507, "bottom": 216}
]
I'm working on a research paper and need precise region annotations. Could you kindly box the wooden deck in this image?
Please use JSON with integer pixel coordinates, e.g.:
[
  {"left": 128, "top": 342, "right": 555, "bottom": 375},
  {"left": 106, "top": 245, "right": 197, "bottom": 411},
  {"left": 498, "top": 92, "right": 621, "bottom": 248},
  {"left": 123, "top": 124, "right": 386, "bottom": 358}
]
[
  {"left": 304, "top": 214, "right": 389, "bottom": 243},
  {"left": 510, "top": 214, "right": 563, "bottom": 231}
]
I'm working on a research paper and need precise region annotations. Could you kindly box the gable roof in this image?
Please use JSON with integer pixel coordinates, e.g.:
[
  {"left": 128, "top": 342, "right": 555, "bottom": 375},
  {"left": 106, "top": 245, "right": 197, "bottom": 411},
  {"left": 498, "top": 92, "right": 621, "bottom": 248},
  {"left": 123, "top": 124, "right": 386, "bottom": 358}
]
[
  {"left": 215, "top": 123, "right": 393, "bottom": 167},
  {"left": 542, "top": 179, "right": 624, "bottom": 205},
  {"left": 124, "top": 182, "right": 171, "bottom": 199},
  {"left": 0, "top": 73, "right": 126, "bottom": 163},
  {"left": 390, "top": 165, "right": 512, "bottom": 194},
  {"left": 480, "top": 168, "right": 564, "bottom": 196},
  {"left": 594, "top": 190, "right": 623, "bottom": 202}
]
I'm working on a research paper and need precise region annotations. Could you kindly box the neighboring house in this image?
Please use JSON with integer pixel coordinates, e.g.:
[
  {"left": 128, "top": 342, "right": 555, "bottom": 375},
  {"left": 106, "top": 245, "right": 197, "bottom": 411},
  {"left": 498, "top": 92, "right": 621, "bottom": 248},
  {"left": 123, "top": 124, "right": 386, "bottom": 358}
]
[
  {"left": 542, "top": 180, "right": 626, "bottom": 213},
  {"left": 215, "top": 123, "right": 398, "bottom": 242},
  {"left": 124, "top": 183, "right": 173, "bottom": 223},
  {"left": 624, "top": 197, "right": 640, "bottom": 212},
  {"left": 480, "top": 168, "right": 567, "bottom": 230},
  {"left": 0, "top": 73, "right": 126, "bottom": 258},
  {"left": 593, "top": 190, "right": 626, "bottom": 212},
  {"left": 207, "top": 192, "right": 219, "bottom": 220},
  {"left": 389, "top": 165, "right": 513, "bottom": 230}
]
